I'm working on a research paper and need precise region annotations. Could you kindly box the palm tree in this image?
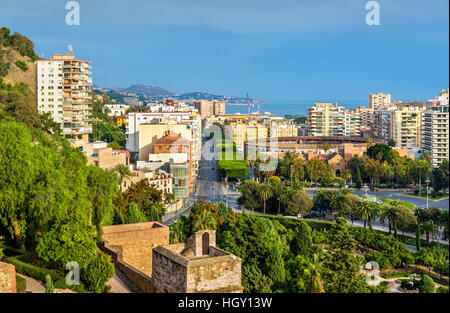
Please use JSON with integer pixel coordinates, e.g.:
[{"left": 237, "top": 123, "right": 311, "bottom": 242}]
[
  {"left": 305, "top": 253, "right": 324, "bottom": 293},
  {"left": 357, "top": 201, "right": 378, "bottom": 229},
  {"left": 169, "top": 217, "right": 189, "bottom": 243},
  {"left": 379, "top": 203, "right": 400, "bottom": 236},
  {"left": 330, "top": 192, "right": 350, "bottom": 216},
  {"left": 193, "top": 210, "right": 217, "bottom": 232},
  {"left": 421, "top": 221, "right": 439, "bottom": 244},
  {"left": 313, "top": 189, "right": 329, "bottom": 218},
  {"left": 342, "top": 169, "right": 352, "bottom": 186},
  {"left": 114, "top": 164, "right": 131, "bottom": 191},
  {"left": 257, "top": 183, "right": 273, "bottom": 215},
  {"left": 280, "top": 187, "right": 295, "bottom": 207}
]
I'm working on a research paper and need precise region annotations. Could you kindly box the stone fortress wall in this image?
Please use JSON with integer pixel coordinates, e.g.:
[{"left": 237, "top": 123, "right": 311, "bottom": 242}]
[{"left": 100, "top": 223, "right": 242, "bottom": 293}]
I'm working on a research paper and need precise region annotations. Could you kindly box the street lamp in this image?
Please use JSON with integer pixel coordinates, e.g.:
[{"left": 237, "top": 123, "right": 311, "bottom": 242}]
[
  {"left": 425, "top": 175, "right": 430, "bottom": 209},
  {"left": 418, "top": 166, "right": 422, "bottom": 196}
]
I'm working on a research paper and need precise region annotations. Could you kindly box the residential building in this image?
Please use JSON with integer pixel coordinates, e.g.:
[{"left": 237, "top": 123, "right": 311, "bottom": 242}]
[
  {"left": 120, "top": 169, "right": 173, "bottom": 197},
  {"left": 125, "top": 110, "right": 201, "bottom": 167},
  {"left": 36, "top": 50, "right": 93, "bottom": 141},
  {"left": 368, "top": 93, "right": 391, "bottom": 110},
  {"left": 307, "top": 103, "right": 346, "bottom": 137},
  {"left": 422, "top": 90, "right": 449, "bottom": 167},
  {"left": 194, "top": 100, "right": 226, "bottom": 118},
  {"left": 104, "top": 103, "right": 129, "bottom": 117},
  {"left": 390, "top": 107, "right": 423, "bottom": 149},
  {"left": 76, "top": 141, "right": 128, "bottom": 169}
]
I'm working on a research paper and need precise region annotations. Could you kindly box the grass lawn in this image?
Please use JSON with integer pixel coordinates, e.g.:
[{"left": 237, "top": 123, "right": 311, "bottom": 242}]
[
  {"left": 402, "top": 193, "right": 449, "bottom": 200},
  {"left": 377, "top": 197, "right": 416, "bottom": 209}
]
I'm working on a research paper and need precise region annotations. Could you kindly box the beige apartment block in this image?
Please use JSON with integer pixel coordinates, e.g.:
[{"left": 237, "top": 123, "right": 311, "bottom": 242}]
[
  {"left": 390, "top": 107, "right": 423, "bottom": 149},
  {"left": 120, "top": 169, "right": 173, "bottom": 197},
  {"left": 307, "top": 103, "right": 346, "bottom": 137},
  {"left": 194, "top": 100, "right": 226, "bottom": 118},
  {"left": 369, "top": 93, "right": 391, "bottom": 110},
  {"left": 138, "top": 123, "right": 193, "bottom": 161},
  {"left": 79, "top": 141, "right": 128, "bottom": 170}
]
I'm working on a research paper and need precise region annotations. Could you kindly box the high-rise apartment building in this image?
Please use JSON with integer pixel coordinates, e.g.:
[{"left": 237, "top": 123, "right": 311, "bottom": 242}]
[
  {"left": 344, "top": 110, "right": 361, "bottom": 137},
  {"left": 390, "top": 107, "right": 423, "bottom": 149},
  {"left": 422, "top": 90, "right": 449, "bottom": 167},
  {"left": 36, "top": 51, "right": 92, "bottom": 141},
  {"left": 368, "top": 93, "right": 391, "bottom": 110},
  {"left": 307, "top": 103, "right": 346, "bottom": 137}
]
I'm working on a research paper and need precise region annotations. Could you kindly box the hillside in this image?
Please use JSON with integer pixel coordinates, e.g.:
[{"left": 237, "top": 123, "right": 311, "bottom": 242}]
[
  {"left": 0, "top": 27, "right": 39, "bottom": 127},
  {"left": 122, "top": 84, "right": 172, "bottom": 97}
]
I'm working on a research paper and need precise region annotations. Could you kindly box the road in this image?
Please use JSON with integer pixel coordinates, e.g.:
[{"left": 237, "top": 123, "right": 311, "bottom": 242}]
[{"left": 304, "top": 188, "right": 449, "bottom": 210}]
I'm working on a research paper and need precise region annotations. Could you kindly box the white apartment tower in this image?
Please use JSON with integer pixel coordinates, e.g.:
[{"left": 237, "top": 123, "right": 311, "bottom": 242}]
[
  {"left": 37, "top": 49, "right": 92, "bottom": 141},
  {"left": 422, "top": 90, "right": 449, "bottom": 167}
]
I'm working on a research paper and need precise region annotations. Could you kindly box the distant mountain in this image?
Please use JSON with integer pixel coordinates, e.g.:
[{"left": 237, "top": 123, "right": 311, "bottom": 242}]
[{"left": 122, "top": 84, "right": 173, "bottom": 97}]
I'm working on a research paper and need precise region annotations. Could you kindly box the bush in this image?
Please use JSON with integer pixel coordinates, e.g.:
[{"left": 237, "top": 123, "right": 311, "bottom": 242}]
[
  {"left": 437, "top": 286, "right": 449, "bottom": 293},
  {"left": 16, "top": 275, "right": 26, "bottom": 293},
  {"left": 217, "top": 160, "right": 248, "bottom": 180},
  {"left": 5, "top": 256, "right": 62, "bottom": 282},
  {"left": 81, "top": 252, "right": 115, "bottom": 293},
  {"left": 381, "top": 271, "right": 413, "bottom": 279},
  {"left": 45, "top": 275, "right": 55, "bottom": 293},
  {"left": 36, "top": 219, "right": 98, "bottom": 270},
  {"left": 14, "top": 60, "right": 28, "bottom": 71},
  {"left": 54, "top": 277, "right": 69, "bottom": 289},
  {"left": 420, "top": 275, "right": 436, "bottom": 293}
]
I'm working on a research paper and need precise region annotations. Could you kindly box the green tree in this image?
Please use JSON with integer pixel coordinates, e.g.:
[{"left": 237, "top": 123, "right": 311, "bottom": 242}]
[
  {"left": 286, "top": 190, "right": 313, "bottom": 217},
  {"left": 81, "top": 252, "right": 115, "bottom": 293},
  {"left": 86, "top": 165, "right": 119, "bottom": 242},
  {"left": 36, "top": 219, "right": 97, "bottom": 269},
  {"left": 357, "top": 201, "right": 379, "bottom": 229},
  {"left": 420, "top": 275, "right": 435, "bottom": 293},
  {"left": 193, "top": 210, "right": 217, "bottom": 232},
  {"left": 292, "top": 221, "right": 313, "bottom": 258},
  {"left": 114, "top": 164, "right": 131, "bottom": 191},
  {"left": 322, "top": 218, "right": 369, "bottom": 293},
  {"left": 126, "top": 202, "right": 148, "bottom": 224},
  {"left": 257, "top": 183, "right": 273, "bottom": 215},
  {"left": 169, "top": 216, "right": 190, "bottom": 244},
  {"left": 355, "top": 166, "right": 362, "bottom": 189},
  {"left": 44, "top": 275, "right": 54, "bottom": 293}
]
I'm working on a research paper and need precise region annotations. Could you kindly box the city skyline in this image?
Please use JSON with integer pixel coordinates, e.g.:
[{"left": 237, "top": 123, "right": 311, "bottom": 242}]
[{"left": 0, "top": 0, "right": 448, "bottom": 102}]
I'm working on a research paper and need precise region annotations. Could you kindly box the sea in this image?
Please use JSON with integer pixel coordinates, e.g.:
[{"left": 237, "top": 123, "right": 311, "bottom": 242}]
[{"left": 225, "top": 99, "right": 367, "bottom": 116}]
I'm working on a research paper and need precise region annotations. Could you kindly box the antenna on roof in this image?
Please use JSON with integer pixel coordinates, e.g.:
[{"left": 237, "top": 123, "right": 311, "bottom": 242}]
[{"left": 68, "top": 45, "right": 73, "bottom": 55}]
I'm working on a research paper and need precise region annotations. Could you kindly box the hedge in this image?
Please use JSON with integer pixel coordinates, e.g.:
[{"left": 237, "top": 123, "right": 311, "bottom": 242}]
[
  {"left": 16, "top": 275, "right": 27, "bottom": 293},
  {"left": 261, "top": 215, "right": 334, "bottom": 232},
  {"left": 5, "top": 256, "right": 62, "bottom": 282},
  {"left": 217, "top": 160, "right": 248, "bottom": 180}
]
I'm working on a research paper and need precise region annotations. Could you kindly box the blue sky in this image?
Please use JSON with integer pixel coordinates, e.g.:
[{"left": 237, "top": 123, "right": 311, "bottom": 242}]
[{"left": 0, "top": 0, "right": 448, "bottom": 102}]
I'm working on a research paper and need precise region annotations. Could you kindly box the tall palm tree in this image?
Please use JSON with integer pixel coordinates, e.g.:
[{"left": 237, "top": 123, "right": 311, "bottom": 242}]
[
  {"left": 313, "top": 189, "right": 329, "bottom": 218},
  {"left": 257, "top": 183, "right": 273, "bottom": 215},
  {"left": 280, "top": 187, "right": 295, "bottom": 210},
  {"left": 421, "top": 221, "right": 439, "bottom": 244},
  {"left": 170, "top": 217, "right": 189, "bottom": 243},
  {"left": 330, "top": 192, "right": 350, "bottom": 216},
  {"left": 193, "top": 210, "right": 217, "bottom": 232},
  {"left": 357, "top": 201, "right": 379, "bottom": 229},
  {"left": 114, "top": 164, "right": 131, "bottom": 191},
  {"left": 305, "top": 253, "right": 324, "bottom": 293},
  {"left": 342, "top": 169, "right": 352, "bottom": 185},
  {"left": 379, "top": 203, "right": 400, "bottom": 236}
]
